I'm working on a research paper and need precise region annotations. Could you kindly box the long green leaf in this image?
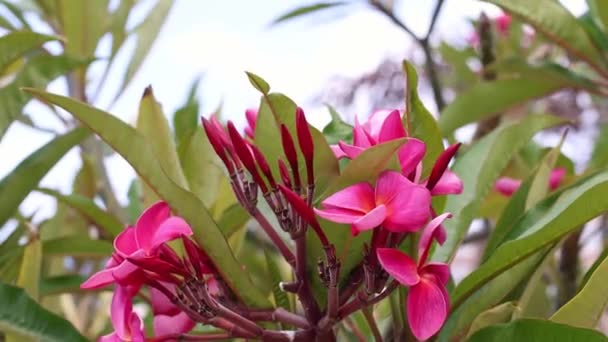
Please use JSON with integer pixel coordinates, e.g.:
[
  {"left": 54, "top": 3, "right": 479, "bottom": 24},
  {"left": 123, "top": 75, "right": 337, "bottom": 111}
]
[
  {"left": 112, "top": 0, "right": 173, "bottom": 104},
  {"left": 468, "top": 319, "right": 607, "bottom": 342},
  {"left": 0, "top": 55, "right": 87, "bottom": 139},
  {"left": 0, "top": 32, "right": 56, "bottom": 72},
  {"left": 43, "top": 235, "right": 112, "bottom": 257},
  {"left": 25, "top": 89, "right": 270, "bottom": 308},
  {"left": 452, "top": 171, "right": 608, "bottom": 309},
  {"left": 482, "top": 0, "right": 607, "bottom": 73},
  {"left": 37, "top": 188, "right": 123, "bottom": 237},
  {"left": 431, "top": 115, "right": 565, "bottom": 263},
  {"left": 551, "top": 248, "right": 608, "bottom": 328},
  {"left": 438, "top": 64, "right": 586, "bottom": 135},
  {"left": 0, "top": 127, "right": 89, "bottom": 228},
  {"left": 39, "top": 274, "right": 87, "bottom": 296},
  {"left": 272, "top": 2, "right": 347, "bottom": 25},
  {"left": 0, "top": 281, "right": 87, "bottom": 342}
]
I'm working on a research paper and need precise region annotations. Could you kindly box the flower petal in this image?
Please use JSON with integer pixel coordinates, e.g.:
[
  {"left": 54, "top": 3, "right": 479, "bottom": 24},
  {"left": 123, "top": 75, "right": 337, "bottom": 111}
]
[
  {"left": 151, "top": 284, "right": 179, "bottom": 315},
  {"left": 98, "top": 332, "right": 120, "bottom": 342},
  {"left": 353, "top": 116, "right": 375, "bottom": 147},
  {"left": 314, "top": 207, "right": 363, "bottom": 225},
  {"left": 81, "top": 267, "right": 117, "bottom": 289},
  {"left": 376, "top": 171, "right": 431, "bottom": 232},
  {"left": 407, "top": 276, "right": 449, "bottom": 341},
  {"left": 376, "top": 248, "right": 419, "bottom": 286},
  {"left": 494, "top": 177, "right": 521, "bottom": 196},
  {"left": 135, "top": 201, "right": 171, "bottom": 252},
  {"left": 422, "top": 262, "right": 451, "bottom": 285},
  {"left": 321, "top": 182, "right": 375, "bottom": 212},
  {"left": 114, "top": 226, "right": 138, "bottom": 257},
  {"left": 549, "top": 167, "right": 566, "bottom": 190},
  {"left": 398, "top": 138, "right": 426, "bottom": 176},
  {"left": 110, "top": 286, "right": 132, "bottom": 340},
  {"left": 338, "top": 141, "right": 366, "bottom": 160},
  {"left": 426, "top": 143, "right": 461, "bottom": 191},
  {"left": 351, "top": 204, "right": 387, "bottom": 235},
  {"left": 148, "top": 217, "right": 193, "bottom": 253},
  {"left": 154, "top": 312, "right": 196, "bottom": 337},
  {"left": 418, "top": 213, "right": 451, "bottom": 264},
  {"left": 330, "top": 144, "right": 347, "bottom": 159},
  {"left": 430, "top": 170, "right": 463, "bottom": 195},
  {"left": 377, "top": 110, "right": 406, "bottom": 143},
  {"left": 365, "top": 109, "right": 395, "bottom": 138},
  {"left": 128, "top": 312, "right": 145, "bottom": 342}
]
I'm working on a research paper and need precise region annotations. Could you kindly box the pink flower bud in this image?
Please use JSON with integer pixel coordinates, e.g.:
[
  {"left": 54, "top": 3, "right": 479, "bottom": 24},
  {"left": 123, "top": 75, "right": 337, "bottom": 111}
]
[
  {"left": 249, "top": 143, "right": 277, "bottom": 189},
  {"left": 426, "top": 143, "right": 461, "bottom": 192},
  {"left": 278, "top": 159, "right": 292, "bottom": 188},
  {"left": 280, "top": 124, "right": 301, "bottom": 190},
  {"left": 227, "top": 121, "right": 268, "bottom": 193},
  {"left": 296, "top": 107, "right": 314, "bottom": 186},
  {"left": 201, "top": 117, "right": 235, "bottom": 174}
]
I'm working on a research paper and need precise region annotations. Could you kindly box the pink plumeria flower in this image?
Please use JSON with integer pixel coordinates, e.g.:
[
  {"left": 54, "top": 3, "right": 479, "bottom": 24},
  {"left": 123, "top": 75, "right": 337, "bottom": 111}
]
[
  {"left": 377, "top": 213, "right": 452, "bottom": 341},
  {"left": 244, "top": 108, "right": 258, "bottom": 139},
  {"left": 150, "top": 283, "right": 196, "bottom": 337},
  {"left": 99, "top": 285, "right": 145, "bottom": 342},
  {"left": 81, "top": 201, "right": 193, "bottom": 289},
  {"left": 314, "top": 170, "right": 431, "bottom": 235},
  {"left": 494, "top": 167, "right": 566, "bottom": 197},
  {"left": 495, "top": 13, "right": 512, "bottom": 35}
]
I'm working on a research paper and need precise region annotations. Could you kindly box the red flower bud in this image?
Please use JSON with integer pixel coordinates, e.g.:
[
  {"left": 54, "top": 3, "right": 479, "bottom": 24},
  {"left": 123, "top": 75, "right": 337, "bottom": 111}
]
[
  {"left": 280, "top": 124, "right": 301, "bottom": 190},
  {"left": 201, "top": 117, "right": 235, "bottom": 174},
  {"left": 278, "top": 184, "right": 329, "bottom": 246},
  {"left": 427, "top": 143, "right": 461, "bottom": 191},
  {"left": 278, "top": 159, "right": 292, "bottom": 188},
  {"left": 296, "top": 107, "right": 314, "bottom": 186},
  {"left": 211, "top": 116, "right": 242, "bottom": 169},
  {"left": 227, "top": 121, "right": 268, "bottom": 193},
  {"left": 249, "top": 143, "right": 277, "bottom": 189},
  {"left": 181, "top": 235, "right": 213, "bottom": 278}
]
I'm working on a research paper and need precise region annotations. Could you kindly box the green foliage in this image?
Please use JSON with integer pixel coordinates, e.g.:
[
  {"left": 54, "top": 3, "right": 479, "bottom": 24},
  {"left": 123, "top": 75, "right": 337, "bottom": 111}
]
[
  {"left": 468, "top": 319, "right": 608, "bottom": 342},
  {"left": 0, "top": 282, "right": 87, "bottom": 342},
  {"left": 272, "top": 2, "right": 348, "bottom": 25}
]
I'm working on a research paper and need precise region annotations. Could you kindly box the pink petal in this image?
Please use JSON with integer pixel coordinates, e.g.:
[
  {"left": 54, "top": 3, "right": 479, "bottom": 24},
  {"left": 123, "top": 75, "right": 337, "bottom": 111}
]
[
  {"left": 330, "top": 144, "right": 347, "bottom": 159},
  {"left": 135, "top": 201, "right": 171, "bottom": 253},
  {"left": 375, "top": 171, "right": 431, "bottom": 232},
  {"left": 314, "top": 207, "right": 364, "bottom": 225},
  {"left": 81, "top": 267, "right": 117, "bottom": 289},
  {"left": 407, "top": 275, "right": 449, "bottom": 341},
  {"left": 353, "top": 116, "right": 375, "bottom": 148},
  {"left": 321, "top": 182, "right": 376, "bottom": 212},
  {"left": 338, "top": 141, "right": 366, "bottom": 160},
  {"left": 110, "top": 286, "right": 132, "bottom": 340},
  {"left": 376, "top": 248, "right": 419, "bottom": 286},
  {"left": 418, "top": 213, "right": 451, "bottom": 264},
  {"left": 98, "top": 332, "right": 121, "bottom": 342},
  {"left": 114, "top": 227, "right": 138, "bottom": 257},
  {"left": 365, "top": 109, "right": 396, "bottom": 138},
  {"left": 148, "top": 217, "right": 193, "bottom": 253},
  {"left": 426, "top": 143, "right": 461, "bottom": 192},
  {"left": 128, "top": 312, "right": 145, "bottom": 342},
  {"left": 430, "top": 170, "right": 463, "bottom": 195},
  {"left": 398, "top": 138, "right": 426, "bottom": 176},
  {"left": 351, "top": 204, "right": 387, "bottom": 235},
  {"left": 151, "top": 283, "right": 180, "bottom": 315},
  {"left": 111, "top": 259, "right": 140, "bottom": 284},
  {"left": 549, "top": 167, "right": 566, "bottom": 190},
  {"left": 422, "top": 263, "right": 451, "bottom": 285},
  {"left": 153, "top": 312, "right": 196, "bottom": 336},
  {"left": 494, "top": 177, "right": 521, "bottom": 196},
  {"left": 377, "top": 110, "right": 407, "bottom": 143},
  {"left": 245, "top": 109, "right": 257, "bottom": 130}
]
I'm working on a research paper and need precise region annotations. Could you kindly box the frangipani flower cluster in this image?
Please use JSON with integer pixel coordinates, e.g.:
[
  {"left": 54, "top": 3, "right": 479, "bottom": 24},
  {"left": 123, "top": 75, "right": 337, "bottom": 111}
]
[{"left": 82, "top": 105, "right": 462, "bottom": 341}]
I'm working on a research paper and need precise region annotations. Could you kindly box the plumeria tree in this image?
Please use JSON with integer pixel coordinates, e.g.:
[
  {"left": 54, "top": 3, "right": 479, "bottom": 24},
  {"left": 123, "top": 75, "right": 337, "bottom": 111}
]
[{"left": 3, "top": 1, "right": 608, "bottom": 342}]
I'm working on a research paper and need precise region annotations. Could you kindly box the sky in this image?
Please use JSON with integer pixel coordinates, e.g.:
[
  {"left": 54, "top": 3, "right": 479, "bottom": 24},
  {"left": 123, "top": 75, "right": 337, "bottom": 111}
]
[{"left": 0, "top": 0, "right": 587, "bottom": 229}]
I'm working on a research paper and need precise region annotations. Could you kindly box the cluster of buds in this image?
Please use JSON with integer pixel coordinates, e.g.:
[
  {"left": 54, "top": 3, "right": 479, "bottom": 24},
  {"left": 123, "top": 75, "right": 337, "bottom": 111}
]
[{"left": 82, "top": 106, "right": 463, "bottom": 341}]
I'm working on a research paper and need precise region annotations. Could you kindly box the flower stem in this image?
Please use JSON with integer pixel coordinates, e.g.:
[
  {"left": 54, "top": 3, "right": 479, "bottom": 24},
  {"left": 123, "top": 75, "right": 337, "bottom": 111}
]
[
  {"left": 362, "top": 306, "right": 384, "bottom": 342},
  {"left": 251, "top": 208, "right": 296, "bottom": 267}
]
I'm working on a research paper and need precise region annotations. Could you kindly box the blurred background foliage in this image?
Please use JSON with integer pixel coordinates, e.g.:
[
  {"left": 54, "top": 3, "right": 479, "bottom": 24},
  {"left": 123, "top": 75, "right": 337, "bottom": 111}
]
[{"left": 2, "top": 0, "right": 608, "bottom": 341}]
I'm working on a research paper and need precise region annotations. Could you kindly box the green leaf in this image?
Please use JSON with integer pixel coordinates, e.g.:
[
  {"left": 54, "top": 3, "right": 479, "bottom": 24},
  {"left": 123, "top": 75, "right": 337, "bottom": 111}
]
[
  {"left": 272, "top": 2, "right": 347, "bottom": 25},
  {"left": 1, "top": 55, "right": 87, "bottom": 139},
  {"left": 588, "top": 0, "right": 608, "bottom": 32},
  {"left": 173, "top": 78, "right": 201, "bottom": 143},
  {"left": 452, "top": 170, "right": 608, "bottom": 311},
  {"left": 482, "top": 0, "right": 607, "bottom": 73},
  {"left": 0, "top": 281, "right": 87, "bottom": 342},
  {"left": 0, "top": 127, "right": 89, "bottom": 228},
  {"left": 58, "top": 0, "right": 108, "bottom": 59},
  {"left": 217, "top": 203, "right": 250, "bottom": 239},
  {"left": 264, "top": 250, "right": 290, "bottom": 312},
  {"left": 177, "top": 127, "right": 222, "bottom": 208},
  {"left": 37, "top": 188, "right": 123, "bottom": 237},
  {"left": 126, "top": 179, "right": 143, "bottom": 224},
  {"left": 403, "top": 60, "right": 443, "bottom": 177},
  {"left": 15, "top": 238, "right": 42, "bottom": 301},
  {"left": 551, "top": 246, "right": 608, "bottom": 328},
  {"left": 137, "top": 86, "right": 189, "bottom": 206},
  {"left": 25, "top": 89, "right": 270, "bottom": 308},
  {"left": 466, "top": 302, "right": 519, "bottom": 339},
  {"left": 468, "top": 319, "right": 607, "bottom": 342},
  {"left": 322, "top": 105, "right": 352, "bottom": 145},
  {"left": 438, "top": 63, "right": 590, "bottom": 135},
  {"left": 0, "top": 31, "right": 56, "bottom": 72},
  {"left": 112, "top": 0, "right": 174, "bottom": 103},
  {"left": 245, "top": 71, "right": 270, "bottom": 94},
  {"left": 432, "top": 115, "right": 565, "bottom": 263},
  {"left": 39, "top": 275, "right": 87, "bottom": 296},
  {"left": 43, "top": 235, "right": 112, "bottom": 257},
  {"left": 589, "top": 123, "right": 608, "bottom": 171}
]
